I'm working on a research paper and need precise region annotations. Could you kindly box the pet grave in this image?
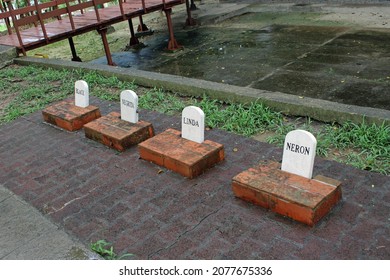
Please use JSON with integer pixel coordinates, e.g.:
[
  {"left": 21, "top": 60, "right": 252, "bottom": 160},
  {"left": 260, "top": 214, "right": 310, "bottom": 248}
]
[
  {"left": 232, "top": 129, "right": 342, "bottom": 226},
  {"left": 83, "top": 90, "right": 154, "bottom": 151},
  {"left": 42, "top": 80, "right": 101, "bottom": 131},
  {"left": 138, "top": 106, "right": 225, "bottom": 178}
]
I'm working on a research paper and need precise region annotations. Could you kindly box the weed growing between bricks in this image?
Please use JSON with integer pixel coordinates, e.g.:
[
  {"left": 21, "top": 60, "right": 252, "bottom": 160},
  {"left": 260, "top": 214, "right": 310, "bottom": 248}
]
[
  {"left": 91, "top": 239, "right": 134, "bottom": 260},
  {"left": 0, "top": 64, "right": 388, "bottom": 174}
]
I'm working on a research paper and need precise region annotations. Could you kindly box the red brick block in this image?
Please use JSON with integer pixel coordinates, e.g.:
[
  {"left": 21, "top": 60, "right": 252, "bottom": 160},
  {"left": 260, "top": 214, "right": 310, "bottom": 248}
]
[
  {"left": 138, "top": 128, "right": 224, "bottom": 178},
  {"left": 232, "top": 161, "right": 342, "bottom": 226},
  {"left": 42, "top": 100, "right": 101, "bottom": 131},
  {"left": 83, "top": 111, "right": 154, "bottom": 152}
]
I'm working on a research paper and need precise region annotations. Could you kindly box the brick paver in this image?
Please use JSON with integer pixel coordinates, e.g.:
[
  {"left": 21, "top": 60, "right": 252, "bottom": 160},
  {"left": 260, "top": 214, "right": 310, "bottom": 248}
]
[{"left": 0, "top": 97, "right": 389, "bottom": 259}]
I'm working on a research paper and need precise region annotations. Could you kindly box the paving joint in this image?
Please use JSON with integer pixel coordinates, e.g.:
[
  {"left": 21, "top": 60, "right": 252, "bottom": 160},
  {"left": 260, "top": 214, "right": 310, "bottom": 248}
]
[{"left": 148, "top": 205, "right": 224, "bottom": 259}]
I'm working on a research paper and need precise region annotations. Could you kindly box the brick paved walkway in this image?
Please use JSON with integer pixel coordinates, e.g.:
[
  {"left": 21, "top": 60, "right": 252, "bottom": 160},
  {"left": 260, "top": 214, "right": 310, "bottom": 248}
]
[{"left": 0, "top": 97, "right": 389, "bottom": 259}]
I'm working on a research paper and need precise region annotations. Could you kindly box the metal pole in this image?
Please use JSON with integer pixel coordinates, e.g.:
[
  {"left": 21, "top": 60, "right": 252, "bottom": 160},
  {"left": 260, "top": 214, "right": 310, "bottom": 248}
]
[
  {"left": 127, "top": 18, "right": 140, "bottom": 46},
  {"left": 185, "top": 0, "right": 196, "bottom": 26},
  {"left": 164, "top": 8, "right": 181, "bottom": 51},
  {"left": 98, "top": 27, "right": 114, "bottom": 66},
  {"left": 68, "top": 37, "right": 82, "bottom": 62}
]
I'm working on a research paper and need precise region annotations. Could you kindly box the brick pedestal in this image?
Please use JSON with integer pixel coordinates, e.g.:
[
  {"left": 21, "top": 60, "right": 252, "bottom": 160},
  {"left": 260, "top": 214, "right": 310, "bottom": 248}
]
[
  {"left": 232, "top": 161, "right": 342, "bottom": 226},
  {"left": 42, "top": 100, "right": 101, "bottom": 131},
  {"left": 138, "top": 128, "right": 224, "bottom": 178},
  {"left": 83, "top": 112, "right": 154, "bottom": 152}
]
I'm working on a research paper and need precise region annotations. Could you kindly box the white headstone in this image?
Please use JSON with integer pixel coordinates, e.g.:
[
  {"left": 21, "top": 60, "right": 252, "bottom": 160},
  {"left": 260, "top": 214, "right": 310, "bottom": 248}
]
[
  {"left": 281, "top": 129, "right": 317, "bottom": 179},
  {"left": 182, "top": 106, "right": 205, "bottom": 144},
  {"left": 74, "top": 80, "right": 89, "bottom": 108},
  {"left": 120, "top": 90, "right": 138, "bottom": 123}
]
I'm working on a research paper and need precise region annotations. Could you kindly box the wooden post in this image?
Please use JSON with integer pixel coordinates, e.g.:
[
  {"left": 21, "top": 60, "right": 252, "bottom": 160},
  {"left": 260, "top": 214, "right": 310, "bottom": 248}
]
[
  {"left": 92, "top": 0, "right": 101, "bottom": 22},
  {"left": 0, "top": 0, "right": 12, "bottom": 34},
  {"left": 33, "top": 0, "right": 49, "bottom": 43},
  {"left": 64, "top": 0, "right": 76, "bottom": 31},
  {"left": 5, "top": 0, "right": 26, "bottom": 55}
]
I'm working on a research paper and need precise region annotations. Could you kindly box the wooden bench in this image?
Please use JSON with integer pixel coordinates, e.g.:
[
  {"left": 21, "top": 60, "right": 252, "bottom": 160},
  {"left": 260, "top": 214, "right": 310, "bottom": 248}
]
[{"left": 0, "top": 0, "right": 189, "bottom": 64}]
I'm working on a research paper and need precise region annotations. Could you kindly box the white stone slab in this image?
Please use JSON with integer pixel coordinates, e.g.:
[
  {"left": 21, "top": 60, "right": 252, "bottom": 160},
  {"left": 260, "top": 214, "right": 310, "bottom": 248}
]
[
  {"left": 120, "top": 90, "right": 138, "bottom": 123},
  {"left": 74, "top": 80, "right": 89, "bottom": 108},
  {"left": 281, "top": 129, "right": 317, "bottom": 179},
  {"left": 182, "top": 106, "right": 205, "bottom": 144}
]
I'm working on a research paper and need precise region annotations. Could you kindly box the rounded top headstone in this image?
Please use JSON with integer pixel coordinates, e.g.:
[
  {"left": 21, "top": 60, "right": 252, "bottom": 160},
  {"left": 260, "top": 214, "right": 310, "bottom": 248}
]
[
  {"left": 281, "top": 129, "right": 317, "bottom": 179},
  {"left": 182, "top": 106, "right": 205, "bottom": 144},
  {"left": 74, "top": 80, "right": 89, "bottom": 108},
  {"left": 120, "top": 90, "right": 138, "bottom": 123}
]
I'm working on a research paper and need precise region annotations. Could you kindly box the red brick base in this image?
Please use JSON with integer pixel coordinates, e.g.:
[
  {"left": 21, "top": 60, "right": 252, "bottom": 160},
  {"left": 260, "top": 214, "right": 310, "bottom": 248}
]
[
  {"left": 42, "top": 100, "right": 101, "bottom": 131},
  {"left": 83, "top": 112, "right": 154, "bottom": 152},
  {"left": 138, "top": 128, "right": 224, "bottom": 178},
  {"left": 232, "top": 161, "right": 342, "bottom": 226}
]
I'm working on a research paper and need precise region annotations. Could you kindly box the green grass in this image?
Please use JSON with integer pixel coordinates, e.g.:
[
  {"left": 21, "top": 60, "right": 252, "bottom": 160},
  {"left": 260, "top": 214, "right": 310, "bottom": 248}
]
[
  {"left": 26, "top": 20, "right": 130, "bottom": 62},
  {"left": 90, "top": 239, "right": 133, "bottom": 260},
  {"left": 139, "top": 87, "right": 187, "bottom": 114},
  {"left": 0, "top": 65, "right": 136, "bottom": 122},
  {"left": 267, "top": 119, "right": 390, "bottom": 173},
  {"left": 325, "top": 121, "right": 390, "bottom": 172},
  {"left": 0, "top": 64, "right": 389, "bottom": 175}
]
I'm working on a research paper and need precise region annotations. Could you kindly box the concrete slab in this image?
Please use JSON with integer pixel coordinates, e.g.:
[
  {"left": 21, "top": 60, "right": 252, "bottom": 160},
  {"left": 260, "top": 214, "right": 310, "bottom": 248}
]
[
  {"left": 0, "top": 45, "right": 17, "bottom": 68},
  {"left": 0, "top": 185, "right": 100, "bottom": 260},
  {"left": 89, "top": 2, "right": 390, "bottom": 120}
]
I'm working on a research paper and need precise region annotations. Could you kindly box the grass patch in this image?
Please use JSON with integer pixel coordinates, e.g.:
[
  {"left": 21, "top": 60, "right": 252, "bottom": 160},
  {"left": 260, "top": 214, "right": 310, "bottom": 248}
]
[
  {"left": 267, "top": 119, "right": 389, "bottom": 174},
  {"left": 0, "top": 64, "right": 388, "bottom": 175},
  {"left": 26, "top": 20, "right": 130, "bottom": 62},
  {"left": 90, "top": 239, "right": 133, "bottom": 260},
  {"left": 0, "top": 65, "right": 135, "bottom": 122}
]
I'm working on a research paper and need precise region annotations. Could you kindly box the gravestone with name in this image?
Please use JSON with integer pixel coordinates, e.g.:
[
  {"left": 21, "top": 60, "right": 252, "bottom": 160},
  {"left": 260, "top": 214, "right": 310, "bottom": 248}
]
[
  {"left": 75, "top": 80, "right": 89, "bottom": 108},
  {"left": 281, "top": 129, "right": 317, "bottom": 179},
  {"left": 120, "top": 90, "right": 138, "bottom": 123},
  {"left": 232, "top": 129, "right": 342, "bottom": 226},
  {"left": 84, "top": 89, "right": 153, "bottom": 151},
  {"left": 42, "top": 80, "right": 101, "bottom": 131},
  {"left": 138, "top": 105, "right": 224, "bottom": 178},
  {"left": 181, "top": 106, "right": 205, "bottom": 143}
]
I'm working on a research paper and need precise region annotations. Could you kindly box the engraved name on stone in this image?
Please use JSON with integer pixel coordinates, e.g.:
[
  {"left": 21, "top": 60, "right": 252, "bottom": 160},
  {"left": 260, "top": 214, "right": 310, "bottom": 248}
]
[
  {"left": 75, "top": 80, "right": 89, "bottom": 108},
  {"left": 120, "top": 90, "right": 138, "bottom": 123},
  {"left": 281, "top": 129, "right": 317, "bottom": 179},
  {"left": 182, "top": 106, "right": 205, "bottom": 143}
]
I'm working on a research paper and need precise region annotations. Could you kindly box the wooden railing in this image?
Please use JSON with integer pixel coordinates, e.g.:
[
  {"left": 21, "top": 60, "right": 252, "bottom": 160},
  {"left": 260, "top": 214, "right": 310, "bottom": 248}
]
[
  {"left": 0, "top": 0, "right": 188, "bottom": 61},
  {"left": 0, "top": 0, "right": 172, "bottom": 36}
]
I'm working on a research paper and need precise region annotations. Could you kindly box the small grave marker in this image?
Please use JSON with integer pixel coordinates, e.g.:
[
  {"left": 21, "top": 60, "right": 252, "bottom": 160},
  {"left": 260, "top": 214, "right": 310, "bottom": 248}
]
[
  {"left": 281, "top": 129, "right": 317, "bottom": 179},
  {"left": 182, "top": 106, "right": 205, "bottom": 144},
  {"left": 120, "top": 90, "right": 138, "bottom": 123},
  {"left": 74, "top": 80, "right": 89, "bottom": 108}
]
